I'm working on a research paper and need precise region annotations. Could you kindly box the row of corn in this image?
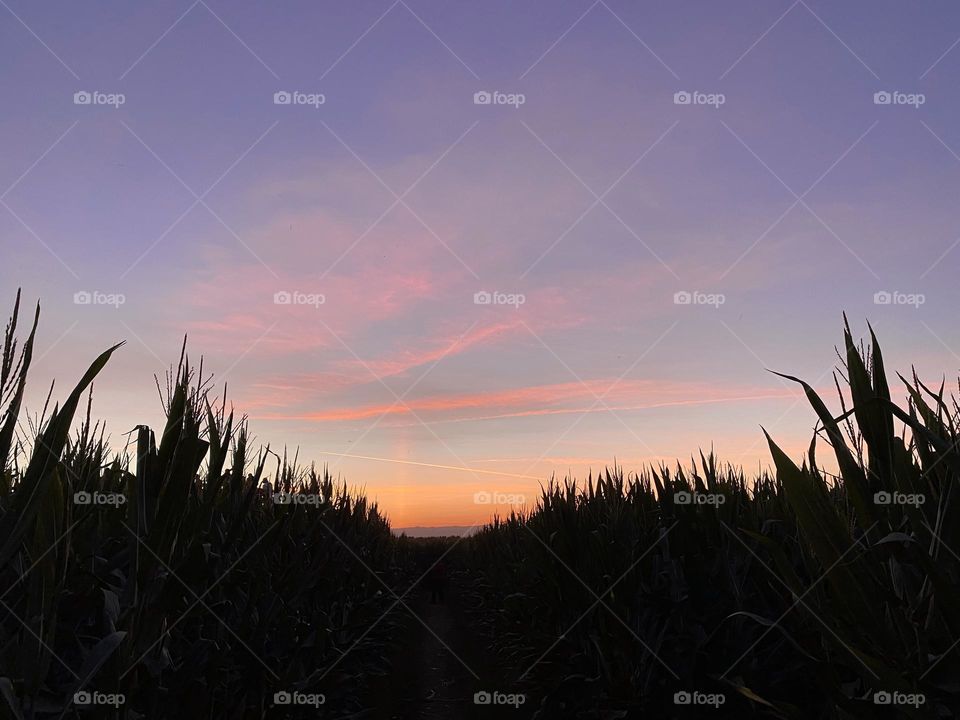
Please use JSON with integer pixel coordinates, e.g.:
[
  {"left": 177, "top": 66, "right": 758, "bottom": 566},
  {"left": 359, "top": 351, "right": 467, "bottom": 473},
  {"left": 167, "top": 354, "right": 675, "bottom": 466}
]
[
  {"left": 0, "top": 291, "right": 406, "bottom": 718},
  {"left": 463, "top": 320, "right": 960, "bottom": 718}
]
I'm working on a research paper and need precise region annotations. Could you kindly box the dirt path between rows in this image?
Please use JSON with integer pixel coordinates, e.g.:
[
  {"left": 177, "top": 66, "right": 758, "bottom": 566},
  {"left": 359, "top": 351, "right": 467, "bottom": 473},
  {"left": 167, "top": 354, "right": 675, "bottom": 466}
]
[{"left": 368, "top": 572, "right": 533, "bottom": 720}]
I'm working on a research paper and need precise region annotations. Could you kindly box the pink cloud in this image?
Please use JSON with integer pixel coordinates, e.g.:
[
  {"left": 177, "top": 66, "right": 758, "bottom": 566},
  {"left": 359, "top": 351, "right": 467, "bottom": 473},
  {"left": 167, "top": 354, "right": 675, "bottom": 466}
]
[
  {"left": 228, "top": 305, "right": 581, "bottom": 411},
  {"left": 252, "top": 378, "right": 799, "bottom": 424},
  {"left": 356, "top": 320, "right": 529, "bottom": 379},
  {"left": 167, "top": 243, "right": 443, "bottom": 356}
]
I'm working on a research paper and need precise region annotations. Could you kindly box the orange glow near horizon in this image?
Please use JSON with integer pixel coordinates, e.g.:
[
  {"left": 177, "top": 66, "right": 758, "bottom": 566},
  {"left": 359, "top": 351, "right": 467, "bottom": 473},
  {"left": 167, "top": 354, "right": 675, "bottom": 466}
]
[{"left": 327, "top": 433, "right": 823, "bottom": 528}]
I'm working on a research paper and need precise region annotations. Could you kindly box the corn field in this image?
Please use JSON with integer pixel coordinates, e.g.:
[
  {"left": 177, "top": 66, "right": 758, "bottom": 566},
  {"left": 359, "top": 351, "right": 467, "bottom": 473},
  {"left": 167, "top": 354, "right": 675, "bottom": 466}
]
[
  {"left": 463, "top": 319, "right": 960, "bottom": 718},
  {"left": 2, "top": 287, "right": 959, "bottom": 718},
  {"left": 0, "top": 291, "right": 405, "bottom": 718}
]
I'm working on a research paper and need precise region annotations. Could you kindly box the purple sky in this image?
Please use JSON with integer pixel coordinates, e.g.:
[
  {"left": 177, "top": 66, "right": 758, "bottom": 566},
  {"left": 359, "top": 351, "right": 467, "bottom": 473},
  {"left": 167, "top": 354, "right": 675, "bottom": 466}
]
[{"left": 3, "top": 0, "right": 960, "bottom": 525}]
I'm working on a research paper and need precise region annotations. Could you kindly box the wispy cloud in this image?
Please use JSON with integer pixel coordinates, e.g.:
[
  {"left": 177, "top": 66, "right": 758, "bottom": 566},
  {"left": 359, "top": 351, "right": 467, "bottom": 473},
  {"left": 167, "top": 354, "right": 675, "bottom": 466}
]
[{"left": 252, "top": 378, "right": 799, "bottom": 424}]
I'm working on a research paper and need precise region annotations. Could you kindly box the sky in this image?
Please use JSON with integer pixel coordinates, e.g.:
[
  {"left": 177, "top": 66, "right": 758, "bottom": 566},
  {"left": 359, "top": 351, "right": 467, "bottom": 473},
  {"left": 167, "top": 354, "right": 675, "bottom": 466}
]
[{"left": 2, "top": 0, "right": 960, "bottom": 527}]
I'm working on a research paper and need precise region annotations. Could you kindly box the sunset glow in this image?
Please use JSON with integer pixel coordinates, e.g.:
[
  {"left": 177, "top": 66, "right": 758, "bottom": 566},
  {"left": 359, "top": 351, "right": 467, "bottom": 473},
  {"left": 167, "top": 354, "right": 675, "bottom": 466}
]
[{"left": 4, "top": 1, "right": 960, "bottom": 528}]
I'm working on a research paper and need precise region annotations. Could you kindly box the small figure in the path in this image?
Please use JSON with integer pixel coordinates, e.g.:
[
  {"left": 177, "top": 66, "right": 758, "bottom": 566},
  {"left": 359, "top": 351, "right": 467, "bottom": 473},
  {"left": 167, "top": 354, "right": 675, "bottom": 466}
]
[{"left": 424, "top": 557, "right": 447, "bottom": 604}]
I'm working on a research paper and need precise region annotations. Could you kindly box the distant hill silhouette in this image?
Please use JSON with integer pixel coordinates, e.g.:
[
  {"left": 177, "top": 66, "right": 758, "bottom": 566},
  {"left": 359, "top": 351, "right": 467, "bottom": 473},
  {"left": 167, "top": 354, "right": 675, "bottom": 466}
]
[{"left": 394, "top": 526, "right": 478, "bottom": 538}]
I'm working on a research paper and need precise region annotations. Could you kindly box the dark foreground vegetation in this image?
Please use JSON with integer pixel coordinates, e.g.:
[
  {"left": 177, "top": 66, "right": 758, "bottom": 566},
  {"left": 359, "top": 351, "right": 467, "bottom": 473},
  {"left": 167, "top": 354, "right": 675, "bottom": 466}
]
[
  {"left": 0, "top": 292, "right": 405, "bottom": 719},
  {"left": 1, "top": 289, "right": 959, "bottom": 719},
  {"left": 461, "top": 323, "right": 960, "bottom": 718}
]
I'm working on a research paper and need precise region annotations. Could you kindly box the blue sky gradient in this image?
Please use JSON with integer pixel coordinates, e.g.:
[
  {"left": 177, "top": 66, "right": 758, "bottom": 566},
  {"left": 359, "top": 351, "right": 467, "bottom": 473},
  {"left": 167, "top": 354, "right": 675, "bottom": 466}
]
[{"left": 3, "top": 0, "right": 960, "bottom": 524}]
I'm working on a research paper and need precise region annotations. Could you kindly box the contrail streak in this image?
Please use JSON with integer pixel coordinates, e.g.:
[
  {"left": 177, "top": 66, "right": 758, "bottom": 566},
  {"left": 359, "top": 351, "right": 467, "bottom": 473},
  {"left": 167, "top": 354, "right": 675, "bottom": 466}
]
[{"left": 316, "top": 451, "right": 542, "bottom": 480}]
